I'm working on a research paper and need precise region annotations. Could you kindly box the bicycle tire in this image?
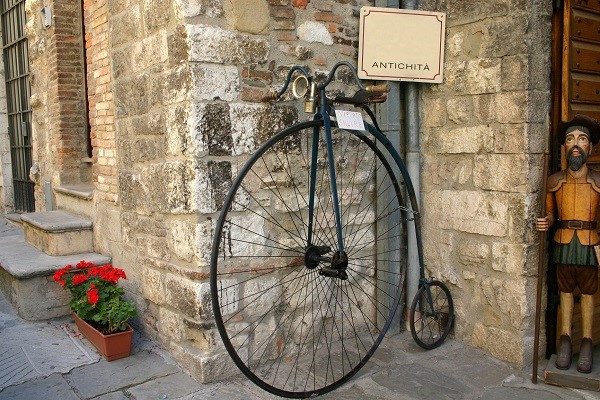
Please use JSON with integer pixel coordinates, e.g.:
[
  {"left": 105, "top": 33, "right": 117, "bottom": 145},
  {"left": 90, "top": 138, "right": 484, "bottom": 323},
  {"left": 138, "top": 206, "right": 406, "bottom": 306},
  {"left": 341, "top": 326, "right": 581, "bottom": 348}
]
[
  {"left": 210, "top": 119, "right": 412, "bottom": 398},
  {"left": 409, "top": 280, "right": 454, "bottom": 350}
]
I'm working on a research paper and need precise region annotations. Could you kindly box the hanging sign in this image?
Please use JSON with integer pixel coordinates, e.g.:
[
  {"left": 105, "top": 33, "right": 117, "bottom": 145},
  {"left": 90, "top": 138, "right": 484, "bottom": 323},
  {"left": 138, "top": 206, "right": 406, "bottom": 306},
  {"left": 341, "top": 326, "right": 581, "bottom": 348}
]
[{"left": 358, "top": 7, "right": 446, "bottom": 83}]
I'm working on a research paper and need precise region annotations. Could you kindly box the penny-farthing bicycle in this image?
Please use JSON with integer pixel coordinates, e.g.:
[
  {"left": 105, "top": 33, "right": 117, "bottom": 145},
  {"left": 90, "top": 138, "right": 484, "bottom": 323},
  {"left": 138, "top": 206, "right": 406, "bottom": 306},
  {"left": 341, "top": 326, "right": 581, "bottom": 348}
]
[{"left": 210, "top": 62, "right": 453, "bottom": 398}]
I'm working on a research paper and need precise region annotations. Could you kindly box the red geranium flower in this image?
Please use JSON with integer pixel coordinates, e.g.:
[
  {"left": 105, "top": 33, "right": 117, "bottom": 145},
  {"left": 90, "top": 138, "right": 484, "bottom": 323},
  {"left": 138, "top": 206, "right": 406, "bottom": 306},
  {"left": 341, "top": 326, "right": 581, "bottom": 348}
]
[
  {"left": 72, "top": 274, "right": 88, "bottom": 285},
  {"left": 87, "top": 288, "right": 99, "bottom": 305}
]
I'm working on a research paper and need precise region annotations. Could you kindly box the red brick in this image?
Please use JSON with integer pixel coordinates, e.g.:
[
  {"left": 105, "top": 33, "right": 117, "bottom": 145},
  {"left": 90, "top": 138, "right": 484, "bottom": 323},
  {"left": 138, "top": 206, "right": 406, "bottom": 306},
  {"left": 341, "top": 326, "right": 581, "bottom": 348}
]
[
  {"left": 314, "top": 12, "right": 343, "bottom": 24},
  {"left": 292, "top": 0, "right": 308, "bottom": 9},
  {"left": 277, "top": 30, "right": 299, "bottom": 41}
]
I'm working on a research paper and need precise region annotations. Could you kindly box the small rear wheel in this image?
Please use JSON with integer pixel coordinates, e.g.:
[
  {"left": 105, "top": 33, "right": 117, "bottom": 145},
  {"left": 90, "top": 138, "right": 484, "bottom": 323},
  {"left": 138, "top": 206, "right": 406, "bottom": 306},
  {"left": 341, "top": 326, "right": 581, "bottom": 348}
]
[{"left": 409, "top": 280, "right": 454, "bottom": 350}]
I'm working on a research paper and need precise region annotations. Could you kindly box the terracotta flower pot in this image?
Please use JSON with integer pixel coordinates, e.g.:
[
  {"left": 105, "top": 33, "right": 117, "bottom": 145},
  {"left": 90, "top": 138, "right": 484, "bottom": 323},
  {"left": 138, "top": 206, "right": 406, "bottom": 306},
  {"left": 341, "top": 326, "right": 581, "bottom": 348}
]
[{"left": 73, "top": 313, "right": 133, "bottom": 361}]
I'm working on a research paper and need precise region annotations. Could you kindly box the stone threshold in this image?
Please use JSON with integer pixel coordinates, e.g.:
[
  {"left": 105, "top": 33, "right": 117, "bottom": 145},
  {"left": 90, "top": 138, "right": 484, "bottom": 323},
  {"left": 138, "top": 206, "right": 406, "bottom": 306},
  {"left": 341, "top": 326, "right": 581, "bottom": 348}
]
[
  {"left": 21, "top": 210, "right": 92, "bottom": 232},
  {"left": 55, "top": 184, "right": 94, "bottom": 200}
]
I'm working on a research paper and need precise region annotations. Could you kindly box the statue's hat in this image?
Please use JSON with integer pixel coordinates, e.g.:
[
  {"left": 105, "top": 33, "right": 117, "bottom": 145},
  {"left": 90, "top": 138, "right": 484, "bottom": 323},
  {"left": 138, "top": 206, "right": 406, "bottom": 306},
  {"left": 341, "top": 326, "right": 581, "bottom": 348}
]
[{"left": 558, "top": 114, "right": 600, "bottom": 145}]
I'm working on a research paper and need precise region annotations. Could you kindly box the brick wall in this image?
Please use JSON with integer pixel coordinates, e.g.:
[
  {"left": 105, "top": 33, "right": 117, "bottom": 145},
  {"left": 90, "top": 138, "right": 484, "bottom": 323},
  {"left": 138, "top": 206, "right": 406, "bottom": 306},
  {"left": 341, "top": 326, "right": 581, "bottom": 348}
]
[
  {"left": 83, "top": 0, "right": 117, "bottom": 203},
  {"left": 27, "top": 0, "right": 90, "bottom": 209}
]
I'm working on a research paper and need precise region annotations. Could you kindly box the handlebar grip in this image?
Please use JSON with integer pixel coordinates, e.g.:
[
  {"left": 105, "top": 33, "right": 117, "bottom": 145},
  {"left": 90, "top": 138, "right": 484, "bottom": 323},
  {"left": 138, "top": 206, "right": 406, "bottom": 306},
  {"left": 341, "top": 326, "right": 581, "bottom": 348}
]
[
  {"left": 365, "top": 84, "right": 389, "bottom": 94},
  {"left": 261, "top": 92, "right": 279, "bottom": 102}
]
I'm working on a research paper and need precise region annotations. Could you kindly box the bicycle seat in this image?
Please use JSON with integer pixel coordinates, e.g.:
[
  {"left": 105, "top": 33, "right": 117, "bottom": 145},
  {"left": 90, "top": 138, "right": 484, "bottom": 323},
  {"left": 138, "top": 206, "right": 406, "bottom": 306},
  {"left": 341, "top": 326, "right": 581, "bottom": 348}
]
[{"left": 334, "top": 84, "right": 389, "bottom": 105}]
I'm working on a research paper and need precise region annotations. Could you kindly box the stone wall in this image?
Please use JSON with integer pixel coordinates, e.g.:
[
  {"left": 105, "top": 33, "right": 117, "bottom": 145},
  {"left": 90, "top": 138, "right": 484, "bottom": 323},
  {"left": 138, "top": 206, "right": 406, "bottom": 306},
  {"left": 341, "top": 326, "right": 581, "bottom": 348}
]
[
  {"left": 96, "top": 0, "right": 374, "bottom": 381},
  {"left": 418, "top": 0, "right": 552, "bottom": 366}
]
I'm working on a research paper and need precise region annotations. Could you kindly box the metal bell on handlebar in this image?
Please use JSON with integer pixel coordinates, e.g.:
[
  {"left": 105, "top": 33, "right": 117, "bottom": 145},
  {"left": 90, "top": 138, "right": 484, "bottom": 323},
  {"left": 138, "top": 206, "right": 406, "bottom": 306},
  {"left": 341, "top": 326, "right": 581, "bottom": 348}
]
[
  {"left": 304, "top": 81, "right": 317, "bottom": 114},
  {"left": 292, "top": 75, "right": 317, "bottom": 114},
  {"left": 291, "top": 75, "right": 308, "bottom": 99}
]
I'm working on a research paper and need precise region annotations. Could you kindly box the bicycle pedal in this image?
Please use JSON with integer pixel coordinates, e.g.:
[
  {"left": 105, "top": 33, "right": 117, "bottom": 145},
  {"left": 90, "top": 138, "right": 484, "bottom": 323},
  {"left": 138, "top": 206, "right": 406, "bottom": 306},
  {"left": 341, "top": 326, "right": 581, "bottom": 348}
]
[{"left": 319, "top": 266, "right": 348, "bottom": 280}]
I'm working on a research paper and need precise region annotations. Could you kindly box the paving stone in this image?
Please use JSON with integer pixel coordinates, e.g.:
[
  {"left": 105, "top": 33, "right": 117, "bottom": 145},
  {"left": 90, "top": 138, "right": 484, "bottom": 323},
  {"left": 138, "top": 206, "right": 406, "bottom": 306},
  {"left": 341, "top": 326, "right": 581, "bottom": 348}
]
[
  {"left": 127, "top": 371, "right": 204, "bottom": 399},
  {"left": 65, "top": 351, "right": 181, "bottom": 399},
  {"left": 0, "top": 319, "right": 98, "bottom": 390},
  {"left": 94, "top": 391, "right": 131, "bottom": 400},
  {"left": 0, "top": 374, "right": 79, "bottom": 400},
  {"left": 477, "top": 386, "right": 566, "bottom": 400},
  {"left": 370, "top": 363, "right": 473, "bottom": 400}
]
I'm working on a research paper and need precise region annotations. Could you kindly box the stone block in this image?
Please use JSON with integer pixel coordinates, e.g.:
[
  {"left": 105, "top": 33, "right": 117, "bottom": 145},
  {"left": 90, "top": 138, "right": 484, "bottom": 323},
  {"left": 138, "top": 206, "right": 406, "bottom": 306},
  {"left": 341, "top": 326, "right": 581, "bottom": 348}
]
[
  {"left": 165, "top": 103, "right": 194, "bottom": 156},
  {"left": 143, "top": 0, "right": 173, "bottom": 33},
  {"left": 472, "top": 324, "right": 524, "bottom": 367},
  {"left": 229, "top": 103, "right": 297, "bottom": 154},
  {"left": 457, "top": 240, "right": 490, "bottom": 268},
  {"left": 131, "top": 31, "right": 169, "bottom": 72},
  {"left": 180, "top": 0, "right": 223, "bottom": 17},
  {"left": 425, "top": 189, "right": 508, "bottom": 237},
  {"left": 224, "top": 0, "right": 270, "bottom": 34},
  {"left": 110, "top": 5, "right": 142, "bottom": 46},
  {"left": 191, "top": 64, "right": 239, "bottom": 101},
  {"left": 21, "top": 211, "right": 93, "bottom": 256},
  {"left": 114, "top": 73, "right": 150, "bottom": 117},
  {"left": 445, "top": 0, "right": 510, "bottom": 26},
  {"left": 169, "top": 342, "right": 239, "bottom": 383},
  {"left": 428, "top": 124, "right": 493, "bottom": 154},
  {"left": 297, "top": 21, "right": 333, "bottom": 45},
  {"left": 142, "top": 266, "right": 166, "bottom": 305},
  {"left": 481, "top": 16, "right": 528, "bottom": 57},
  {"left": 465, "top": 58, "right": 501, "bottom": 94},
  {"left": 144, "top": 160, "right": 206, "bottom": 214},
  {"left": 420, "top": 97, "right": 447, "bottom": 128},
  {"left": 168, "top": 218, "right": 212, "bottom": 266},
  {"left": 186, "top": 24, "right": 269, "bottom": 64},
  {"left": 446, "top": 96, "right": 473, "bottom": 124},
  {"left": 494, "top": 92, "right": 528, "bottom": 123},
  {"left": 157, "top": 306, "right": 186, "bottom": 341},
  {"left": 148, "top": 66, "right": 191, "bottom": 108},
  {"left": 480, "top": 276, "right": 529, "bottom": 329},
  {"left": 491, "top": 242, "right": 529, "bottom": 275},
  {"left": 473, "top": 153, "right": 530, "bottom": 192},
  {"left": 501, "top": 55, "right": 529, "bottom": 91},
  {"left": 192, "top": 102, "right": 233, "bottom": 156},
  {"left": 164, "top": 274, "right": 212, "bottom": 320},
  {"left": 119, "top": 171, "right": 148, "bottom": 214}
]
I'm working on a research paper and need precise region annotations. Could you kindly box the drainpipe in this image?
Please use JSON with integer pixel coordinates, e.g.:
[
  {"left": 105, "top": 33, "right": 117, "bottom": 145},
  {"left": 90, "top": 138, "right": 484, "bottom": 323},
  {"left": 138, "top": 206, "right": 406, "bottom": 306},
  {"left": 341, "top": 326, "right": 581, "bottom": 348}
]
[{"left": 401, "top": 0, "right": 421, "bottom": 317}]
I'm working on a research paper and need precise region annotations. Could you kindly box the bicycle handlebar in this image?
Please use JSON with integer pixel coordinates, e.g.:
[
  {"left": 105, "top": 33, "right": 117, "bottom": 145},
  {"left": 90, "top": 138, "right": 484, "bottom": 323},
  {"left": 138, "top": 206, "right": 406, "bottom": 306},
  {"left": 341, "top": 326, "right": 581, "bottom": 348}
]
[{"left": 262, "top": 62, "right": 380, "bottom": 103}]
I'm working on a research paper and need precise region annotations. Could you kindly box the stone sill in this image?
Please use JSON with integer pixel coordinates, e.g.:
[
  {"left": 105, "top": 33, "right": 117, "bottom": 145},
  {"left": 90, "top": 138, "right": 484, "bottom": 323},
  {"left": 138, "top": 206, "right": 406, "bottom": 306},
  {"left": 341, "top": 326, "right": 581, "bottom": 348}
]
[{"left": 55, "top": 184, "right": 94, "bottom": 200}]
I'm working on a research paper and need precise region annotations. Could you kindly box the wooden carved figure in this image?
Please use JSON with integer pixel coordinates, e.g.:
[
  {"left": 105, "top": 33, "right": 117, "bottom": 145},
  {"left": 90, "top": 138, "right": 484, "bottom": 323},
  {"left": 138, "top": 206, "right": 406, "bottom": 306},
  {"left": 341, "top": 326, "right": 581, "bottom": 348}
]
[{"left": 537, "top": 114, "right": 600, "bottom": 373}]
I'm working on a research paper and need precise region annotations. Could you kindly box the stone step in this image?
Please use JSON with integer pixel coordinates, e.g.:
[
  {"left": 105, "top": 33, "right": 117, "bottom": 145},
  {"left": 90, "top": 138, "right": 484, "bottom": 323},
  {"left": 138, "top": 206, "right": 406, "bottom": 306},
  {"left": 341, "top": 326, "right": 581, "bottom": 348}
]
[
  {"left": 21, "top": 211, "right": 93, "bottom": 256},
  {"left": 0, "top": 222, "right": 110, "bottom": 320}
]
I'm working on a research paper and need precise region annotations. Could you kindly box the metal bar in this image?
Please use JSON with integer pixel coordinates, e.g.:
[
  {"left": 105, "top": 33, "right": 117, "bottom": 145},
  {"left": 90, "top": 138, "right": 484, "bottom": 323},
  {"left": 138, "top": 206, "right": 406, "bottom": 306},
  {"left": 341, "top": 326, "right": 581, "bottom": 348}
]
[{"left": 1, "top": 0, "right": 34, "bottom": 211}]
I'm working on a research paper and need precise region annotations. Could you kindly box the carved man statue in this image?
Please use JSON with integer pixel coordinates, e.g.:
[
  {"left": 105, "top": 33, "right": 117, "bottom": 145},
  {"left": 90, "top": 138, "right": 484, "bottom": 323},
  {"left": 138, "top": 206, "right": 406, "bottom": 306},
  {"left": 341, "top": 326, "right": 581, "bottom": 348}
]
[{"left": 537, "top": 114, "right": 600, "bottom": 373}]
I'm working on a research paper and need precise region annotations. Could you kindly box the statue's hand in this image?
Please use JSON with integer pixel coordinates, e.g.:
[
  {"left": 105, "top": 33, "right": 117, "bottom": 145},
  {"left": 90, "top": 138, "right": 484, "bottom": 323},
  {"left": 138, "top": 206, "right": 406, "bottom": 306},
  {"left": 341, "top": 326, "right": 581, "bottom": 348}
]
[{"left": 536, "top": 217, "right": 549, "bottom": 232}]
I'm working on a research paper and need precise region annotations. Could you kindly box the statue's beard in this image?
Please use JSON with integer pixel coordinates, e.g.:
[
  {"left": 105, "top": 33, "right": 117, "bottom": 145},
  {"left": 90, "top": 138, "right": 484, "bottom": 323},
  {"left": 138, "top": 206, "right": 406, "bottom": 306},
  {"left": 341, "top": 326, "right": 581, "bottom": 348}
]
[{"left": 567, "top": 145, "right": 588, "bottom": 171}]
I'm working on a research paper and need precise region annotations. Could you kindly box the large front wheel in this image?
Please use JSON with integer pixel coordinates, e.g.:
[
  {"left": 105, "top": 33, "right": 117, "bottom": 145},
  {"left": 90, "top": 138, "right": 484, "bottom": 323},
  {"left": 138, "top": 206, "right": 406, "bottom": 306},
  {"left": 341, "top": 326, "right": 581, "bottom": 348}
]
[{"left": 210, "top": 119, "right": 413, "bottom": 398}]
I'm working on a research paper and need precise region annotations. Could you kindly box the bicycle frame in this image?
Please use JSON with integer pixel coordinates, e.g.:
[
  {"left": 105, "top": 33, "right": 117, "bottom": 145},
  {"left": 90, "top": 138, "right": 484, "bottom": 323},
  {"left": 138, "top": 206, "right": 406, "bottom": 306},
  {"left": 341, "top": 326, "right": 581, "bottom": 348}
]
[{"left": 286, "top": 61, "right": 426, "bottom": 282}]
